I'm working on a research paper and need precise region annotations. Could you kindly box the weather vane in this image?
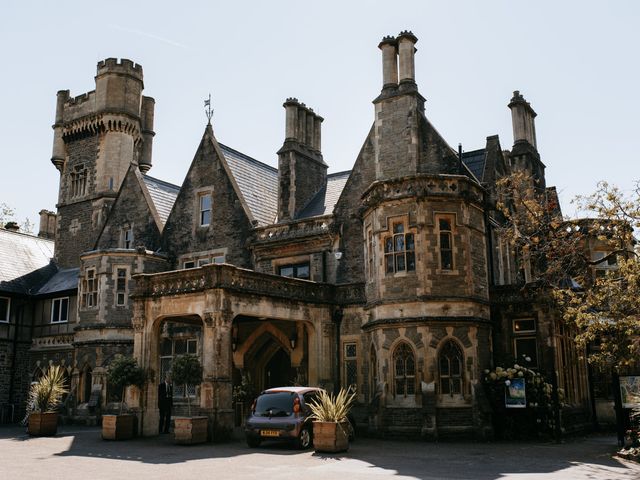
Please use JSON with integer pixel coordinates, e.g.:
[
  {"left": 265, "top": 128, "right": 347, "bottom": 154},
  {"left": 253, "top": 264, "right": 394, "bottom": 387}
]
[{"left": 204, "top": 94, "right": 213, "bottom": 124}]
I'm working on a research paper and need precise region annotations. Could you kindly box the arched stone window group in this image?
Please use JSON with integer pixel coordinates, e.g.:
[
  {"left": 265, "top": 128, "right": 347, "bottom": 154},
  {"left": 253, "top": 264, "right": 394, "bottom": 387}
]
[{"left": 389, "top": 338, "right": 465, "bottom": 399}]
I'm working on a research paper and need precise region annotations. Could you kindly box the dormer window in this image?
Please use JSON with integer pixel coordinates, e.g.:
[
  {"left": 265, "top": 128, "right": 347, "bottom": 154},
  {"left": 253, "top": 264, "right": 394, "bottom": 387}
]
[
  {"left": 122, "top": 227, "right": 133, "bottom": 249},
  {"left": 199, "top": 192, "right": 212, "bottom": 227}
]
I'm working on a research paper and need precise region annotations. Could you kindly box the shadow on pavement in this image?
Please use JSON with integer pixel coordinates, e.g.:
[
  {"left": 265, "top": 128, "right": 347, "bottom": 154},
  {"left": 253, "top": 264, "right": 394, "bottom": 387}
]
[{"left": 1, "top": 424, "right": 638, "bottom": 479}]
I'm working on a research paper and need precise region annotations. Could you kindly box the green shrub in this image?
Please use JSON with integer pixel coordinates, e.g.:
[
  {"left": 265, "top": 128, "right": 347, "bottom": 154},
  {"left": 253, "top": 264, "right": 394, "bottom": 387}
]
[
  {"left": 171, "top": 354, "right": 203, "bottom": 416},
  {"left": 308, "top": 388, "right": 356, "bottom": 423},
  {"left": 107, "top": 356, "right": 146, "bottom": 414}
]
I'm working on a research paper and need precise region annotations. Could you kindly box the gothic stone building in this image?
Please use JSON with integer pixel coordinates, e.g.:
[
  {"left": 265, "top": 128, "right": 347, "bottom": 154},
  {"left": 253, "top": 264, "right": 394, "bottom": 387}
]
[{"left": 0, "top": 32, "right": 596, "bottom": 437}]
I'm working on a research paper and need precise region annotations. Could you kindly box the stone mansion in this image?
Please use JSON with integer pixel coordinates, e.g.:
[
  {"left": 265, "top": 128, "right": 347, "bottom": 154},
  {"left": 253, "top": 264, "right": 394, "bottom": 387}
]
[{"left": 0, "top": 31, "right": 597, "bottom": 438}]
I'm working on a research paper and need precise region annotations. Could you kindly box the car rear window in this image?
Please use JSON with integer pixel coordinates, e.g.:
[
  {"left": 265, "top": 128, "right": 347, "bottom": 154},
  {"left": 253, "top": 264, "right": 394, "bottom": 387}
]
[{"left": 254, "top": 392, "right": 295, "bottom": 416}]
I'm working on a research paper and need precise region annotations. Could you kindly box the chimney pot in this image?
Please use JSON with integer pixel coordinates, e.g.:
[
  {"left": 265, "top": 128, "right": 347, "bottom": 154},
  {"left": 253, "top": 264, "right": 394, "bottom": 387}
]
[{"left": 397, "top": 31, "right": 418, "bottom": 84}]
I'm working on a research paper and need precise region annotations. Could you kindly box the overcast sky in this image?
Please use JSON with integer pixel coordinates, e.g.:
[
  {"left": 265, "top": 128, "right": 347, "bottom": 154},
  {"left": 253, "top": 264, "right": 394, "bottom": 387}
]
[{"left": 1, "top": 1, "right": 638, "bottom": 227}]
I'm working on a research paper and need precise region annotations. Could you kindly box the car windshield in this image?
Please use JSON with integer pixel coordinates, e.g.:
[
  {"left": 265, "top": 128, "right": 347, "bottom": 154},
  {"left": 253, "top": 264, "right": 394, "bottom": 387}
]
[{"left": 254, "top": 392, "right": 294, "bottom": 417}]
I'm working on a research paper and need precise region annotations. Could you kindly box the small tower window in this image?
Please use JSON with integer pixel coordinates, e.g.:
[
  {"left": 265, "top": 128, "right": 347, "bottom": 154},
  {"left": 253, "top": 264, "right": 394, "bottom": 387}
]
[
  {"left": 82, "top": 269, "right": 98, "bottom": 308},
  {"left": 71, "top": 166, "right": 88, "bottom": 198},
  {"left": 438, "top": 216, "right": 454, "bottom": 271},
  {"left": 384, "top": 222, "right": 415, "bottom": 274},
  {"left": 116, "top": 268, "right": 128, "bottom": 306}
]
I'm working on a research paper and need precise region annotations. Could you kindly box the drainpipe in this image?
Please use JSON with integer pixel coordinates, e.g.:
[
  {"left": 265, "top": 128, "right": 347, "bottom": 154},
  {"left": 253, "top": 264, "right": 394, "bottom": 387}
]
[
  {"left": 333, "top": 308, "right": 343, "bottom": 394},
  {"left": 8, "top": 302, "right": 22, "bottom": 416}
]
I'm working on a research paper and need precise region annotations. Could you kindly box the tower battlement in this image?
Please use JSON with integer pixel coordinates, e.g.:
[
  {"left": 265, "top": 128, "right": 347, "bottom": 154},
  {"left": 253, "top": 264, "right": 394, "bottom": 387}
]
[{"left": 97, "top": 58, "right": 143, "bottom": 81}]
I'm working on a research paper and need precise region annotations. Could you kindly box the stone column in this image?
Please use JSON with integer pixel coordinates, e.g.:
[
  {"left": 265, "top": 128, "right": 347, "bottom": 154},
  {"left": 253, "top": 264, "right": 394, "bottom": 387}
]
[{"left": 314, "top": 114, "right": 323, "bottom": 152}]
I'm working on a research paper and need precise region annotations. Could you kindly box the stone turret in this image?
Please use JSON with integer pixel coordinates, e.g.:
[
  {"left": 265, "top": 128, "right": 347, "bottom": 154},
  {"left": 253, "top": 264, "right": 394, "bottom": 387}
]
[
  {"left": 51, "top": 58, "right": 155, "bottom": 267},
  {"left": 277, "top": 98, "right": 326, "bottom": 222}
]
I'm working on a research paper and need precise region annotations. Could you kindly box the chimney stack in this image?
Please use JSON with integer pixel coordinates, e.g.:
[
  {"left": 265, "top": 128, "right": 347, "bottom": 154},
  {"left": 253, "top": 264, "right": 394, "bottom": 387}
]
[
  {"left": 397, "top": 31, "right": 418, "bottom": 85},
  {"left": 282, "top": 98, "right": 323, "bottom": 153},
  {"left": 38, "top": 210, "right": 57, "bottom": 239},
  {"left": 379, "top": 36, "right": 398, "bottom": 88},
  {"left": 277, "top": 98, "right": 327, "bottom": 221},
  {"left": 508, "top": 90, "right": 537, "bottom": 148}
]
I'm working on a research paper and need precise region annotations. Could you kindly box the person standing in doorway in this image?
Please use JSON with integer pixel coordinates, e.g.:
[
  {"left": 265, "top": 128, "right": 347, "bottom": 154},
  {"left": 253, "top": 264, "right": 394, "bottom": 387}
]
[{"left": 158, "top": 373, "right": 173, "bottom": 434}]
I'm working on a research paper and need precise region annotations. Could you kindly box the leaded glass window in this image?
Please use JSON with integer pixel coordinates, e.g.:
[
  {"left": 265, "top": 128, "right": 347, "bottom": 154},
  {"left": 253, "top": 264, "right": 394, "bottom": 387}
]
[
  {"left": 439, "top": 340, "right": 463, "bottom": 396},
  {"left": 393, "top": 343, "right": 415, "bottom": 397}
]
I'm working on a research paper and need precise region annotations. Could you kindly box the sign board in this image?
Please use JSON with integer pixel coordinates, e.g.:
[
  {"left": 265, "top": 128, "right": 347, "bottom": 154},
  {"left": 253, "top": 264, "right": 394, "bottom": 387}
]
[
  {"left": 619, "top": 375, "right": 640, "bottom": 409},
  {"left": 505, "top": 378, "right": 526, "bottom": 408}
]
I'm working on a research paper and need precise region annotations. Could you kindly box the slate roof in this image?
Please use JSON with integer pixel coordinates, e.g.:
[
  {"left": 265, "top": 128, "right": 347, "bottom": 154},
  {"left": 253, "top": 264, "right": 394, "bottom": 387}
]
[
  {"left": 142, "top": 175, "right": 180, "bottom": 226},
  {"left": 0, "top": 229, "right": 56, "bottom": 295},
  {"left": 220, "top": 143, "right": 279, "bottom": 226},
  {"left": 37, "top": 267, "right": 79, "bottom": 295},
  {"left": 297, "top": 171, "right": 351, "bottom": 219},
  {"left": 462, "top": 149, "right": 486, "bottom": 183}
]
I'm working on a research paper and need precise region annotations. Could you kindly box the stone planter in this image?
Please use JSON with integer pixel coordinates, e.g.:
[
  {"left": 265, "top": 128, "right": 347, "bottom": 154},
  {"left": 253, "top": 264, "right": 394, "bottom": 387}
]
[
  {"left": 102, "top": 414, "right": 136, "bottom": 440},
  {"left": 312, "top": 421, "right": 349, "bottom": 453},
  {"left": 28, "top": 412, "right": 58, "bottom": 436},
  {"left": 174, "top": 416, "right": 208, "bottom": 445}
]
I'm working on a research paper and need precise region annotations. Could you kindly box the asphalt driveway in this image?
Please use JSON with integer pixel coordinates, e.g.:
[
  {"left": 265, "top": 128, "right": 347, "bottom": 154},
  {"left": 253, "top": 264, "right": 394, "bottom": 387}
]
[{"left": 0, "top": 425, "right": 638, "bottom": 480}]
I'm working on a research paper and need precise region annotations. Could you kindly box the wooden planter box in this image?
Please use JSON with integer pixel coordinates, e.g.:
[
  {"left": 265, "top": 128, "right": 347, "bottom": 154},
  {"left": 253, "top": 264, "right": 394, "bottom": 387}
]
[
  {"left": 102, "top": 414, "right": 136, "bottom": 440},
  {"left": 174, "top": 416, "right": 208, "bottom": 445},
  {"left": 28, "top": 412, "right": 58, "bottom": 436},
  {"left": 312, "top": 421, "right": 349, "bottom": 453}
]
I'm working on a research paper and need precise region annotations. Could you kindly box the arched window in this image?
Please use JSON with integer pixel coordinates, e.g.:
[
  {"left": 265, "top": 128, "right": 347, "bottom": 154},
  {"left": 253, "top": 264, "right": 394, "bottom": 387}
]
[
  {"left": 393, "top": 343, "right": 415, "bottom": 397},
  {"left": 439, "top": 340, "right": 463, "bottom": 396}
]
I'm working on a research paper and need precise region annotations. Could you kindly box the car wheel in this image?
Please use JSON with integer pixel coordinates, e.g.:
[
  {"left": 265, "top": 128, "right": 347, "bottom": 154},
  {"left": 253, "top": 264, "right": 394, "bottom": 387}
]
[
  {"left": 295, "top": 427, "right": 312, "bottom": 450},
  {"left": 246, "top": 436, "right": 261, "bottom": 448}
]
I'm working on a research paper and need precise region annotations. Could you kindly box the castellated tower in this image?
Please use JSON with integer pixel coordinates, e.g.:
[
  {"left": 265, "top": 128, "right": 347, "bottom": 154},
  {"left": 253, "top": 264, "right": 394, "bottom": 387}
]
[{"left": 50, "top": 58, "right": 155, "bottom": 267}]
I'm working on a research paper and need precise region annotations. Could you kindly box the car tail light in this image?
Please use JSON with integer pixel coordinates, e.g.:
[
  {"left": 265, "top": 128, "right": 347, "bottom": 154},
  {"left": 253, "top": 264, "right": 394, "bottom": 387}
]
[{"left": 293, "top": 396, "right": 300, "bottom": 415}]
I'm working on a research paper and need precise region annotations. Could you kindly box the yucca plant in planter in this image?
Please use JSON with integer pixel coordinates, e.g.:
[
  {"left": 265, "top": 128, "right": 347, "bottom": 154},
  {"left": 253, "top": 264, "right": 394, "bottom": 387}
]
[
  {"left": 308, "top": 388, "right": 356, "bottom": 453},
  {"left": 171, "top": 354, "right": 207, "bottom": 444},
  {"left": 102, "top": 355, "right": 146, "bottom": 440},
  {"left": 26, "top": 365, "right": 68, "bottom": 436}
]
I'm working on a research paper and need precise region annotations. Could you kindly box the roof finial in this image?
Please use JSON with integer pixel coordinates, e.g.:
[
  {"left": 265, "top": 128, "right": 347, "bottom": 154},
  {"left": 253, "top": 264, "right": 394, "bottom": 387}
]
[{"left": 204, "top": 93, "right": 213, "bottom": 124}]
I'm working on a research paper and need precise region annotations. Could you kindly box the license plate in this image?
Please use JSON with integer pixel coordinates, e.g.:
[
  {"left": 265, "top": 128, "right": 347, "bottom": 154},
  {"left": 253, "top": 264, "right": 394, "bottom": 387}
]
[{"left": 261, "top": 429, "right": 280, "bottom": 437}]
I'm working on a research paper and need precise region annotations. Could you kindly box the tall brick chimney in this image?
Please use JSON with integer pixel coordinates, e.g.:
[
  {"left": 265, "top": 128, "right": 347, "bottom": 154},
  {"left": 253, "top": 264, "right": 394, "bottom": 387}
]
[{"left": 277, "top": 98, "right": 326, "bottom": 221}]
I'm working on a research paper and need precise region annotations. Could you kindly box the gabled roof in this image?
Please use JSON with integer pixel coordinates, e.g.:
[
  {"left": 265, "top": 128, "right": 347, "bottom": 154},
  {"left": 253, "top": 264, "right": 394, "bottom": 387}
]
[
  {"left": 297, "top": 171, "right": 351, "bottom": 219},
  {"left": 37, "top": 267, "right": 79, "bottom": 295},
  {"left": 0, "top": 229, "right": 56, "bottom": 295},
  {"left": 220, "top": 144, "right": 278, "bottom": 226},
  {"left": 142, "top": 175, "right": 180, "bottom": 226}
]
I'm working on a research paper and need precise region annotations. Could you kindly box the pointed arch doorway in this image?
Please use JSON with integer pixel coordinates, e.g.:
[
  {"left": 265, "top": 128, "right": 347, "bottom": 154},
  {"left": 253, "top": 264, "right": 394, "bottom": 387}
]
[{"left": 264, "top": 347, "right": 291, "bottom": 389}]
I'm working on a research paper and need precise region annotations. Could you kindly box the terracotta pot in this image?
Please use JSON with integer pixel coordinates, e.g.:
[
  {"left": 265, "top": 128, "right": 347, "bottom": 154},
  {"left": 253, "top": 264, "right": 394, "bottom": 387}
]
[
  {"left": 28, "top": 412, "right": 58, "bottom": 436},
  {"left": 312, "top": 421, "right": 349, "bottom": 453},
  {"left": 173, "top": 416, "right": 208, "bottom": 445},
  {"left": 102, "top": 414, "right": 136, "bottom": 440}
]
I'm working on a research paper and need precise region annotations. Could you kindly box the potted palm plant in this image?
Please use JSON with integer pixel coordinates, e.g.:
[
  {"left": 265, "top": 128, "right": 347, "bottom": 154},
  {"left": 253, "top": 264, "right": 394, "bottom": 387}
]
[
  {"left": 171, "top": 354, "right": 207, "bottom": 444},
  {"left": 308, "top": 388, "right": 356, "bottom": 453},
  {"left": 102, "top": 355, "right": 146, "bottom": 440},
  {"left": 26, "top": 365, "right": 68, "bottom": 436}
]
